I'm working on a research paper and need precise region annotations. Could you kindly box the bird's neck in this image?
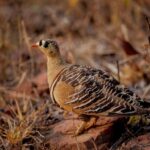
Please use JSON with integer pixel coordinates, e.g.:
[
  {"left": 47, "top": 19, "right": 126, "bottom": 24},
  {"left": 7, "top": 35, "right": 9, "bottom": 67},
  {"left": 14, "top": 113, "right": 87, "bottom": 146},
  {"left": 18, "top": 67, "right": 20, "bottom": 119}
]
[{"left": 47, "top": 55, "right": 65, "bottom": 86}]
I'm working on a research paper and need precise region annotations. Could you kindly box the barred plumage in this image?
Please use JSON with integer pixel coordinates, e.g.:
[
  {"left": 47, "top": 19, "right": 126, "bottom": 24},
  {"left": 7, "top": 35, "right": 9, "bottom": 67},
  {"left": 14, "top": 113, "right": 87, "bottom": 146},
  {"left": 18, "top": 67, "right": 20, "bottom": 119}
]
[
  {"left": 52, "top": 65, "right": 150, "bottom": 116},
  {"left": 32, "top": 39, "right": 150, "bottom": 135}
]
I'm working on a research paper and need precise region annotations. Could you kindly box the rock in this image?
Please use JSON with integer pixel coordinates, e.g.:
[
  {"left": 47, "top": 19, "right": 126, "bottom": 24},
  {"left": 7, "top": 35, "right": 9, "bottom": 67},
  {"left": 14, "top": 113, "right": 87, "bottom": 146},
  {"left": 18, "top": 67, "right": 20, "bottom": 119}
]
[
  {"left": 120, "top": 133, "right": 150, "bottom": 150},
  {"left": 47, "top": 116, "right": 124, "bottom": 150}
]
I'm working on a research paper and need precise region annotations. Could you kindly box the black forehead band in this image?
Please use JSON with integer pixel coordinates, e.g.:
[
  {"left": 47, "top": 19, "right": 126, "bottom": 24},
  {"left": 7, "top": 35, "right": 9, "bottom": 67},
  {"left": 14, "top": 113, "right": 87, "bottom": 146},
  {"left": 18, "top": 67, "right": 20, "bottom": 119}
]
[
  {"left": 43, "top": 40, "right": 59, "bottom": 50},
  {"left": 39, "top": 40, "right": 42, "bottom": 46}
]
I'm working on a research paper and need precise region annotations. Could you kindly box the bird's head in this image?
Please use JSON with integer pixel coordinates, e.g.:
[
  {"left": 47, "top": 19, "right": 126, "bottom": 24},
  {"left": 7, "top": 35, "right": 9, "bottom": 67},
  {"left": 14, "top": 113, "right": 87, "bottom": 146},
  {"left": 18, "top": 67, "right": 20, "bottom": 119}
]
[{"left": 32, "top": 39, "right": 60, "bottom": 57}]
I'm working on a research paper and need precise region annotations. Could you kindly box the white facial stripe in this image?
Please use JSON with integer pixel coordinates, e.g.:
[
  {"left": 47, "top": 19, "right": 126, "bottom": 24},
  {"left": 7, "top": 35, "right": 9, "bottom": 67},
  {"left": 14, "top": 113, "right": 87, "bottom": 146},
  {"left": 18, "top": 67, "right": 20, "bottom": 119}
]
[{"left": 42, "top": 40, "right": 46, "bottom": 47}]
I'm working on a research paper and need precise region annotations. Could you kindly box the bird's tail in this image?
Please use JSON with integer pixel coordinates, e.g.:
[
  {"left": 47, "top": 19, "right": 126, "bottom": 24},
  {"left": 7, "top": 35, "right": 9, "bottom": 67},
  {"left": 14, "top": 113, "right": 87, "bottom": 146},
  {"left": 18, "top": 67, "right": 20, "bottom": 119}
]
[
  {"left": 138, "top": 99, "right": 150, "bottom": 109},
  {"left": 127, "top": 99, "right": 150, "bottom": 126},
  {"left": 128, "top": 114, "right": 150, "bottom": 127}
]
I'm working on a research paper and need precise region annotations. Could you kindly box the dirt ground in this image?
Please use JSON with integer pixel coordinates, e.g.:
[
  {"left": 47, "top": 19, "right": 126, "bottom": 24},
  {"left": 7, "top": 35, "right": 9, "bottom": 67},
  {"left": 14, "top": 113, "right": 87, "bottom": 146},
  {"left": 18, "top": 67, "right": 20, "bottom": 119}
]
[{"left": 0, "top": 0, "right": 150, "bottom": 149}]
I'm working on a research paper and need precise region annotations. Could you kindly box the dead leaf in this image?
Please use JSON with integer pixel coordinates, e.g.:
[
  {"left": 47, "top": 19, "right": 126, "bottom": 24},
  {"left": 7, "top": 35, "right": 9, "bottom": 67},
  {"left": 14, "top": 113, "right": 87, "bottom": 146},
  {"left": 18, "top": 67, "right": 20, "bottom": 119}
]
[{"left": 119, "top": 38, "right": 140, "bottom": 56}]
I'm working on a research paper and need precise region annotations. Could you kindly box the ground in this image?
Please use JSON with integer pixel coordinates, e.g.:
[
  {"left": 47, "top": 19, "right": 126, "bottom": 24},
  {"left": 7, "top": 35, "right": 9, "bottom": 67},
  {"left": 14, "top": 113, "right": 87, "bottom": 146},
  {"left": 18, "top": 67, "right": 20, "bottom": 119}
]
[{"left": 0, "top": 0, "right": 150, "bottom": 149}]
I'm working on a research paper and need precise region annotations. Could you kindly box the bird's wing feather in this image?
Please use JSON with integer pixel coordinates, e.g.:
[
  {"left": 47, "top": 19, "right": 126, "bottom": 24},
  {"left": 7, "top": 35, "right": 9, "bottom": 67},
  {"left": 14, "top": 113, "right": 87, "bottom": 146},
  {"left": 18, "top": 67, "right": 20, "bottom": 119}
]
[{"left": 58, "top": 65, "right": 150, "bottom": 116}]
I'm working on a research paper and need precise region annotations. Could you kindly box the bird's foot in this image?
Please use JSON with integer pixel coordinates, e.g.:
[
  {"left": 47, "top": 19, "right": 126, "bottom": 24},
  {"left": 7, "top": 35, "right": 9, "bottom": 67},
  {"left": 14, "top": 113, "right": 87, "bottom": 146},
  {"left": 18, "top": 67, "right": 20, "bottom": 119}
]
[
  {"left": 75, "top": 117, "right": 97, "bottom": 136},
  {"left": 65, "top": 116, "right": 97, "bottom": 136}
]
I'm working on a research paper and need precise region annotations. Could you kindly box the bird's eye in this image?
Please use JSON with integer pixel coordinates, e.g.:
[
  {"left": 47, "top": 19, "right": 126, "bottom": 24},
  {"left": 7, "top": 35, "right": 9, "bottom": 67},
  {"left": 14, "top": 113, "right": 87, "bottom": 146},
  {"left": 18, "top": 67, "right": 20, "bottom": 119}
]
[
  {"left": 44, "top": 41, "right": 49, "bottom": 48},
  {"left": 39, "top": 40, "right": 42, "bottom": 46}
]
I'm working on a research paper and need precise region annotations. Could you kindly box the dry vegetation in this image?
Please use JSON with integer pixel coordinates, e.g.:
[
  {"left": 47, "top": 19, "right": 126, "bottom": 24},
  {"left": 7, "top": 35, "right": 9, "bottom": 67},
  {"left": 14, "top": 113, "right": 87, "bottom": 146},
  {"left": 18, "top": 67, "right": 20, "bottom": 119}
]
[{"left": 0, "top": 0, "right": 150, "bottom": 149}]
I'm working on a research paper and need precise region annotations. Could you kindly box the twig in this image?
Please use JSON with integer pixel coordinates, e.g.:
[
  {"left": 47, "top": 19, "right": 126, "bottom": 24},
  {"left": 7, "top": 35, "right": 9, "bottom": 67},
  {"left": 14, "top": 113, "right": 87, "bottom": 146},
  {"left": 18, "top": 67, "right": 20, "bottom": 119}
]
[
  {"left": 119, "top": 54, "right": 140, "bottom": 65},
  {"left": 145, "top": 16, "right": 150, "bottom": 45},
  {"left": 21, "top": 20, "right": 35, "bottom": 76},
  {"left": 142, "top": 85, "right": 150, "bottom": 98},
  {"left": 116, "top": 60, "right": 121, "bottom": 82},
  {"left": 21, "top": 21, "right": 31, "bottom": 51},
  {"left": 16, "top": 71, "right": 27, "bottom": 88},
  {"left": 14, "top": 98, "right": 23, "bottom": 121},
  {"left": 0, "top": 86, "right": 37, "bottom": 101},
  {"left": 91, "top": 138, "right": 98, "bottom": 150},
  {"left": 72, "top": 117, "right": 81, "bottom": 150}
]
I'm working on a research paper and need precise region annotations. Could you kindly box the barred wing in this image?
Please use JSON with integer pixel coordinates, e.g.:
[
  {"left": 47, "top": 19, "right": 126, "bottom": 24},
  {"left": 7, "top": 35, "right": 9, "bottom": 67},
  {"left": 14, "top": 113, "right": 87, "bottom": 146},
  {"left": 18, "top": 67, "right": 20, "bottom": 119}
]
[{"left": 60, "top": 65, "right": 150, "bottom": 116}]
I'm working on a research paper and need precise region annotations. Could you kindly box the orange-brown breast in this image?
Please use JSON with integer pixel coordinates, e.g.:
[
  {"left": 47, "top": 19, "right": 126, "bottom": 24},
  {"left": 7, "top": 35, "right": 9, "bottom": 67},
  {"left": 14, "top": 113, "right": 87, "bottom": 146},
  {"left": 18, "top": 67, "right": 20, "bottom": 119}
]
[{"left": 53, "top": 81, "right": 83, "bottom": 115}]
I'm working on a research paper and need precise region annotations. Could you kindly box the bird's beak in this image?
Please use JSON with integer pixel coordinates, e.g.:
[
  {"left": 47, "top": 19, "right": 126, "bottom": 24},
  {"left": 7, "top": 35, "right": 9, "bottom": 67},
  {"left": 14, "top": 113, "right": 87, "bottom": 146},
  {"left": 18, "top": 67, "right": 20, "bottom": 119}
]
[{"left": 31, "top": 42, "right": 39, "bottom": 48}]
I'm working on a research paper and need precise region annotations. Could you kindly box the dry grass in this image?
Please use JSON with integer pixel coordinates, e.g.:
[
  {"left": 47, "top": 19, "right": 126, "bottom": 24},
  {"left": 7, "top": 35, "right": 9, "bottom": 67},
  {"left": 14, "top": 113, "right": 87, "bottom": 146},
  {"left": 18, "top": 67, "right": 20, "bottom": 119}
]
[{"left": 0, "top": 0, "right": 150, "bottom": 149}]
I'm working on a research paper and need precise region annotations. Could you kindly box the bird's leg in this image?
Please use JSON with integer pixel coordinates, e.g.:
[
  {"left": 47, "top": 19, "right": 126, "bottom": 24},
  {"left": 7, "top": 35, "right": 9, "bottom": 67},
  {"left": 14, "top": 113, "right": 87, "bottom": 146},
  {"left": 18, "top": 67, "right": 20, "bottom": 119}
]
[
  {"left": 63, "top": 110, "right": 68, "bottom": 118},
  {"left": 84, "top": 117, "right": 98, "bottom": 130},
  {"left": 75, "top": 121, "right": 87, "bottom": 136},
  {"left": 75, "top": 115, "right": 98, "bottom": 136}
]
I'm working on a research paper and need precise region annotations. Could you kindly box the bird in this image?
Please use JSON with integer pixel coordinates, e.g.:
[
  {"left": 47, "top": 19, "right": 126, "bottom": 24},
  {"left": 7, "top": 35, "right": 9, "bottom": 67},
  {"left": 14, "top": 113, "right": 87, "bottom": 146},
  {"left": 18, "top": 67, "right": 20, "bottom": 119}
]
[{"left": 32, "top": 39, "right": 150, "bottom": 135}]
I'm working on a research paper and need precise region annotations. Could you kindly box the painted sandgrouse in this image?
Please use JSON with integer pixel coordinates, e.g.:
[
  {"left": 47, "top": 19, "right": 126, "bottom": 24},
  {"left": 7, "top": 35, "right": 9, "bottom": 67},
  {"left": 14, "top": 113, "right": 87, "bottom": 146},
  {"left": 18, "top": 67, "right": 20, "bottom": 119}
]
[{"left": 32, "top": 39, "right": 150, "bottom": 135}]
